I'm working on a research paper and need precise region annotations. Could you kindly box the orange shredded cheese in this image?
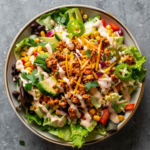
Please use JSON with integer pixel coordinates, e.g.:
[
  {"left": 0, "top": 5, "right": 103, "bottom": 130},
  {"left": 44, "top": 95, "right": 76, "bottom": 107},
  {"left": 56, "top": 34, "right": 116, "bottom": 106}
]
[
  {"left": 69, "top": 53, "right": 74, "bottom": 76},
  {"left": 81, "top": 59, "right": 90, "bottom": 70},
  {"left": 74, "top": 81, "right": 84, "bottom": 87},
  {"left": 96, "top": 42, "right": 102, "bottom": 71},
  {"left": 92, "top": 71, "right": 98, "bottom": 79},
  {"left": 104, "top": 62, "right": 116, "bottom": 73},
  {"left": 66, "top": 53, "right": 69, "bottom": 78},
  {"left": 58, "top": 79, "right": 67, "bottom": 82},
  {"left": 73, "top": 72, "right": 83, "bottom": 94}
]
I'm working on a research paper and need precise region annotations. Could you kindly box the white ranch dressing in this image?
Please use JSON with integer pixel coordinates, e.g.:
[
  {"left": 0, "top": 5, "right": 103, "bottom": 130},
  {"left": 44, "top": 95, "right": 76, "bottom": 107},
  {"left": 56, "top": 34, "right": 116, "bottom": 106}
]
[
  {"left": 29, "top": 55, "right": 35, "bottom": 64},
  {"left": 37, "top": 65, "right": 49, "bottom": 80},
  {"left": 39, "top": 104, "right": 66, "bottom": 127},
  {"left": 90, "top": 88, "right": 102, "bottom": 106},
  {"left": 16, "top": 60, "right": 29, "bottom": 73},
  {"left": 92, "top": 18, "right": 115, "bottom": 45},
  {"left": 45, "top": 43, "right": 53, "bottom": 54},
  {"left": 51, "top": 19, "right": 57, "bottom": 26},
  {"left": 26, "top": 47, "right": 35, "bottom": 56},
  {"left": 121, "top": 82, "right": 131, "bottom": 102},
  {"left": 83, "top": 46, "right": 88, "bottom": 51}
]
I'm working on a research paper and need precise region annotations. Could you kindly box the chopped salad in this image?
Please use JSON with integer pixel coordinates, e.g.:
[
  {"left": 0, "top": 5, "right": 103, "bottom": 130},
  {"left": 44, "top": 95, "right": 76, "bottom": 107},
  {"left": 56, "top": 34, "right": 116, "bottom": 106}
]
[{"left": 11, "top": 7, "right": 147, "bottom": 148}]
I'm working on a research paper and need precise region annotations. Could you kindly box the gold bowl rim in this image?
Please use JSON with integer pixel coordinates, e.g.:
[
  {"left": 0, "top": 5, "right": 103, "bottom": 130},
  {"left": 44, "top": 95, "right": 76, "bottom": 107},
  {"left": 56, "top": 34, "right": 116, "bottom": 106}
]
[{"left": 4, "top": 4, "right": 145, "bottom": 147}]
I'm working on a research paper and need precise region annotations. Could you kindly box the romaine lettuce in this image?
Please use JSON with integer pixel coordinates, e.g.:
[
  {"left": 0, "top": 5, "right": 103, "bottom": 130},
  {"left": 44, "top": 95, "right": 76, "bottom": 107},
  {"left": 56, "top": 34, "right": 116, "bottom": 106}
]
[
  {"left": 84, "top": 120, "right": 97, "bottom": 132},
  {"left": 49, "top": 125, "right": 72, "bottom": 141},
  {"left": 90, "top": 95, "right": 101, "bottom": 109},
  {"left": 71, "top": 124, "right": 88, "bottom": 148},
  {"left": 93, "top": 123, "right": 107, "bottom": 136},
  {"left": 105, "top": 93, "right": 122, "bottom": 101}
]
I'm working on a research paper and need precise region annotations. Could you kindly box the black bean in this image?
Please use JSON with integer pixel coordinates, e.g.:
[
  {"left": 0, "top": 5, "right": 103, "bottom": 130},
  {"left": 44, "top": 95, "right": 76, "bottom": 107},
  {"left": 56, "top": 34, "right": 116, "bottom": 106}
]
[
  {"left": 34, "top": 31, "right": 41, "bottom": 36},
  {"left": 20, "top": 82, "right": 25, "bottom": 99},
  {"left": 12, "top": 91, "right": 20, "bottom": 98},
  {"left": 11, "top": 71, "right": 15, "bottom": 76},
  {"left": 83, "top": 19, "right": 88, "bottom": 23},
  {"left": 37, "top": 25, "right": 45, "bottom": 32},
  {"left": 12, "top": 75, "right": 18, "bottom": 82},
  {"left": 12, "top": 64, "right": 15, "bottom": 70},
  {"left": 31, "top": 22, "right": 38, "bottom": 29},
  {"left": 14, "top": 69, "right": 20, "bottom": 75}
]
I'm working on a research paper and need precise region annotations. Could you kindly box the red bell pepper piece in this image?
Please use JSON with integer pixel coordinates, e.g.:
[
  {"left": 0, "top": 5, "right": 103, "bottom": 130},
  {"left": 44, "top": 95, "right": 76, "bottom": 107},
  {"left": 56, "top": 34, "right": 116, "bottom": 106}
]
[
  {"left": 21, "top": 60, "right": 25, "bottom": 65},
  {"left": 109, "top": 23, "right": 119, "bottom": 31},
  {"left": 101, "top": 19, "right": 106, "bottom": 27},
  {"left": 34, "top": 52, "right": 39, "bottom": 57},
  {"left": 115, "top": 82, "right": 121, "bottom": 91},
  {"left": 100, "top": 108, "right": 110, "bottom": 125},
  {"left": 125, "top": 104, "right": 135, "bottom": 111}
]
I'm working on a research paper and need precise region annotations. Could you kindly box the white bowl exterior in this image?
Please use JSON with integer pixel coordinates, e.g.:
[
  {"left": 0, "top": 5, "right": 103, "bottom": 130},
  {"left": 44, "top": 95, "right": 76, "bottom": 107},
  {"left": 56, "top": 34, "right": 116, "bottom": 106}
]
[{"left": 5, "top": 5, "right": 144, "bottom": 146}]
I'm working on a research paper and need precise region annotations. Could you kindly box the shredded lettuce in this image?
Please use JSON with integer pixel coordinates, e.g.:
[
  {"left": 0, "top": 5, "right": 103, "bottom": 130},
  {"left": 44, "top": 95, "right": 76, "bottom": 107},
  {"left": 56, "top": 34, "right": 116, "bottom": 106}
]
[
  {"left": 49, "top": 125, "right": 72, "bottom": 141},
  {"left": 105, "top": 93, "right": 122, "bottom": 101},
  {"left": 71, "top": 124, "right": 88, "bottom": 148},
  {"left": 90, "top": 95, "right": 101, "bottom": 109},
  {"left": 24, "top": 114, "right": 43, "bottom": 125}
]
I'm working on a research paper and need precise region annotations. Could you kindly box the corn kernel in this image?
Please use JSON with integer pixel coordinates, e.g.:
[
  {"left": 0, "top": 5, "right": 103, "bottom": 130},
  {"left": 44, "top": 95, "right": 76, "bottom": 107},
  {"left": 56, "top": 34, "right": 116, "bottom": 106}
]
[
  {"left": 83, "top": 14, "right": 88, "bottom": 19},
  {"left": 37, "top": 46, "right": 42, "bottom": 53},
  {"left": 25, "top": 67, "right": 32, "bottom": 72},
  {"left": 30, "top": 106, "right": 35, "bottom": 111},
  {"left": 25, "top": 61, "right": 31, "bottom": 67},
  {"left": 121, "top": 57, "right": 125, "bottom": 62},
  {"left": 118, "top": 115, "right": 124, "bottom": 122},
  {"left": 94, "top": 31, "right": 99, "bottom": 37},
  {"left": 40, "top": 51, "right": 44, "bottom": 54},
  {"left": 53, "top": 105, "right": 59, "bottom": 110},
  {"left": 110, "top": 29, "right": 113, "bottom": 32},
  {"left": 24, "top": 56, "right": 30, "bottom": 62},
  {"left": 106, "top": 25, "right": 111, "bottom": 30},
  {"left": 93, "top": 115, "right": 101, "bottom": 121},
  {"left": 21, "top": 57, "right": 25, "bottom": 60},
  {"left": 90, "top": 34, "right": 95, "bottom": 39},
  {"left": 107, "top": 30, "right": 112, "bottom": 36},
  {"left": 81, "top": 50, "right": 86, "bottom": 55},
  {"left": 111, "top": 33, "right": 115, "bottom": 37},
  {"left": 96, "top": 36, "right": 100, "bottom": 40},
  {"left": 89, "top": 108, "right": 96, "bottom": 115},
  {"left": 32, "top": 47, "right": 38, "bottom": 53},
  {"left": 117, "top": 60, "right": 122, "bottom": 64},
  {"left": 81, "top": 10, "right": 83, "bottom": 15},
  {"left": 41, "top": 31, "right": 46, "bottom": 37},
  {"left": 34, "top": 38, "right": 40, "bottom": 43},
  {"left": 35, "top": 106, "right": 39, "bottom": 109},
  {"left": 21, "top": 51, "right": 27, "bottom": 57}
]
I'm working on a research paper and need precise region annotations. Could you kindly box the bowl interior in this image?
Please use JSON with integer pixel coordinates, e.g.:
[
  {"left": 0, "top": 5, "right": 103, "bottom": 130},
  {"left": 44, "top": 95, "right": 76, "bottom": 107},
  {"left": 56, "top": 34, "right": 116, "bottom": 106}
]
[{"left": 5, "top": 5, "right": 144, "bottom": 146}]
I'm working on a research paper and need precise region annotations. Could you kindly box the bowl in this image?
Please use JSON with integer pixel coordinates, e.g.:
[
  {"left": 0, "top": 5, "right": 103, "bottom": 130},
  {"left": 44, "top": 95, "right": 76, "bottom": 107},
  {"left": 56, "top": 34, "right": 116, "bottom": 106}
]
[{"left": 4, "top": 4, "right": 145, "bottom": 147}]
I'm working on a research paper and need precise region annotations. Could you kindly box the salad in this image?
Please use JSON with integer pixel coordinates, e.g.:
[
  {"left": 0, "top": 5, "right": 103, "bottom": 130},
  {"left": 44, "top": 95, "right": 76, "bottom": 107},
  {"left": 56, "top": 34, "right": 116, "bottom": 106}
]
[{"left": 11, "top": 7, "right": 147, "bottom": 148}]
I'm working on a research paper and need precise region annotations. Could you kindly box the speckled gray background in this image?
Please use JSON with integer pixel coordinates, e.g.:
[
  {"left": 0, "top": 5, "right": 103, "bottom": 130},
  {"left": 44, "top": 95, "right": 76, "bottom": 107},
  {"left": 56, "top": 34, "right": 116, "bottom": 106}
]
[{"left": 0, "top": 0, "right": 150, "bottom": 150}]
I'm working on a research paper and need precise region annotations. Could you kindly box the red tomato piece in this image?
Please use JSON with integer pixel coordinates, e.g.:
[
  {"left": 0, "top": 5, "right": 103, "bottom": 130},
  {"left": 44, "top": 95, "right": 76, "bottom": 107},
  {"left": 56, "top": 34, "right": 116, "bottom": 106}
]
[
  {"left": 81, "top": 114, "right": 86, "bottom": 120},
  {"left": 109, "top": 23, "right": 119, "bottom": 31},
  {"left": 101, "top": 19, "right": 106, "bottom": 27},
  {"left": 21, "top": 60, "right": 25, "bottom": 65},
  {"left": 125, "top": 104, "right": 135, "bottom": 111},
  {"left": 115, "top": 82, "right": 121, "bottom": 91},
  {"left": 100, "top": 108, "right": 110, "bottom": 125},
  {"left": 34, "top": 52, "right": 39, "bottom": 57}
]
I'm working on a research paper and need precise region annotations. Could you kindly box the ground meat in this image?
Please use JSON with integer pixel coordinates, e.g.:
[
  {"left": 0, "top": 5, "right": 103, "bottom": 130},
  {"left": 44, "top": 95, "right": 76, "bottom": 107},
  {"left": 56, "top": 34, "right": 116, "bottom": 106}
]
[
  {"left": 59, "top": 81, "right": 69, "bottom": 92},
  {"left": 83, "top": 75, "right": 94, "bottom": 83},
  {"left": 104, "top": 48, "right": 111, "bottom": 57},
  {"left": 71, "top": 96, "right": 80, "bottom": 105},
  {"left": 67, "top": 92, "right": 72, "bottom": 99},
  {"left": 78, "top": 85, "right": 86, "bottom": 95},
  {"left": 82, "top": 94, "right": 91, "bottom": 102},
  {"left": 90, "top": 48, "right": 97, "bottom": 57},
  {"left": 68, "top": 108, "right": 77, "bottom": 118},
  {"left": 125, "top": 55, "right": 135, "bottom": 65},
  {"left": 72, "top": 68, "right": 81, "bottom": 76},
  {"left": 45, "top": 54, "right": 58, "bottom": 69},
  {"left": 59, "top": 62, "right": 66, "bottom": 71},
  {"left": 48, "top": 97, "right": 59, "bottom": 107},
  {"left": 56, "top": 41, "right": 67, "bottom": 51},
  {"left": 97, "top": 37, "right": 109, "bottom": 46},
  {"left": 111, "top": 74, "right": 119, "bottom": 83},
  {"left": 110, "top": 67, "right": 116, "bottom": 74},
  {"left": 83, "top": 65, "right": 93, "bottom": 75},
  {"left": 72, "top": 58, "right": 80, "bottom": 68},
  {"left": 76, "top": 44, "right": 84, "bottom": 50},
  {"left": 55, "top": 51, "right": 66, "bottom": 61},
  {"left": 52, "top": 84, "right": 60, "bottom": 93},
  {"left": 105, "top": 60, "right": 110, "bottom": 66},
  {"left": 59, "top": 98, "right": 67, "bottom": 108},
  {"left": 69, "top": 76, "right": 77, "bottom": 86}
]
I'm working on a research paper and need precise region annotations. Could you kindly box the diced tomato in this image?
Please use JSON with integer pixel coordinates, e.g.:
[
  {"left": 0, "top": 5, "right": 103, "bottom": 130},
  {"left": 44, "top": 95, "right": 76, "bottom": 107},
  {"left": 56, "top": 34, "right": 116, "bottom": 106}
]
[
  {"left": 109, "top": 23, "right": 119, "bottom": 31},
  {"left": 100, "top": 108, "right": 110, "bottom": 125},
  {"left": 81, "top": 114, "right": 86, "bottom": 120},
  {"left": 101, "top": 19, "right": 106, "bottom": 27},
  {"left": 125, "top": 104, "right": 135, "bottom": 111},
  {"left": 34, "top": 52, "right": 39, "bottom": 57},
  {"left": 21, "top": 60, "right": 25, "bottom": 65},
  {"left": 115, "top": 82, "right": 121, "bottom": 91}
]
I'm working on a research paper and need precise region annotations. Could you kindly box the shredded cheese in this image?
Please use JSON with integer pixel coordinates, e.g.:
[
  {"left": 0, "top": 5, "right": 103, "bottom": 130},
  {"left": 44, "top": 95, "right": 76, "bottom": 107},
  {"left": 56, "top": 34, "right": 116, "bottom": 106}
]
[
  {"left": 58, "top": 79, "right": 67, "bottom": 82},
  {"left": 81, "top": 59, "right": 90, "bottom": 70},
  {"left": 66, "top": 53, "right": 69, "bottom": 78},
  {"left": 92, "top": 71, "right": 98, "bottom": 79},
  {"left": 104, "top": 62, "right": 116, "bottom": 73},
  {"left": 74, "top": 81, "right": 84, "bottom": 87},
  {"left": 96, "top": 42, "right": 102, "bottom": 71},
  {"left": 73, "top": 72, "right": 83, "bottom": 94}
]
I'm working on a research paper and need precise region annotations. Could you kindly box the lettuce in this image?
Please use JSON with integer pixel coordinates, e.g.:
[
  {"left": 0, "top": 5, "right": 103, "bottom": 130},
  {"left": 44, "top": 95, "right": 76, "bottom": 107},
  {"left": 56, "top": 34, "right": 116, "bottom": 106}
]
[
  {"left": 90, "top": 95, "right": 101, "bottom": 109},
  {"left": 105, "top": 93, "right": 122, "bottom": 101},
  {"left": 49, "top": 125, "right": 72, "bottom": 141},
  {"left": 71, "top": 124, "right": 88, "bottom": 148},
  {"left": 84, "top": 120, "right": 97, "bottom": 132},
  {"left": 24, "top": 114, "right": 43, "bottom": 125},
  {"left": 93, "top": 123, "right": 107, "bottom": 136}
]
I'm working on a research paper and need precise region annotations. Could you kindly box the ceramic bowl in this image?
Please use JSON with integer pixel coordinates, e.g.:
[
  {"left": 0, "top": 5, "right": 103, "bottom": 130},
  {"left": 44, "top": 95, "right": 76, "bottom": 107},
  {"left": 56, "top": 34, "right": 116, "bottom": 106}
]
[{"left": 4, "top": 4, "right": 145, "bottom": 146}]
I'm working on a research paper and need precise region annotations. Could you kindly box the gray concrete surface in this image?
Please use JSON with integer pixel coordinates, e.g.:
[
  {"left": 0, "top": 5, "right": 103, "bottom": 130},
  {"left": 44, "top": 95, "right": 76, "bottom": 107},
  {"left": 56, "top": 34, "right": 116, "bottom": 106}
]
[{"left": 0, "top": 0, "right": 150, "bottom": 149}]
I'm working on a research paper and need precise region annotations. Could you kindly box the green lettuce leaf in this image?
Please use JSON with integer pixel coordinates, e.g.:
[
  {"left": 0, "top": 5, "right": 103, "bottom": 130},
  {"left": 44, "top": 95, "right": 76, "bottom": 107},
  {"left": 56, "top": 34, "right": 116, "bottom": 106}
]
[
  {"left": 90, "top": 95, "right": 101, "bottom": 109},
  {"left": 84, "top": 120, "right": 97, "bottom": 132},
  {"left": 49, "top": 125, "right": 72, "bottom": 141},
  {"left": 93, "top": 123, "right": 107, "bottom": 136},
  {"left": 105, "top": 93, "right": 122, "bottom": 101},
  {"left": 24, "top": 114, "right": 43, "bottom": 125},
  {"left": 71, "top": 124, "right": 88, "bottom": 148}
]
